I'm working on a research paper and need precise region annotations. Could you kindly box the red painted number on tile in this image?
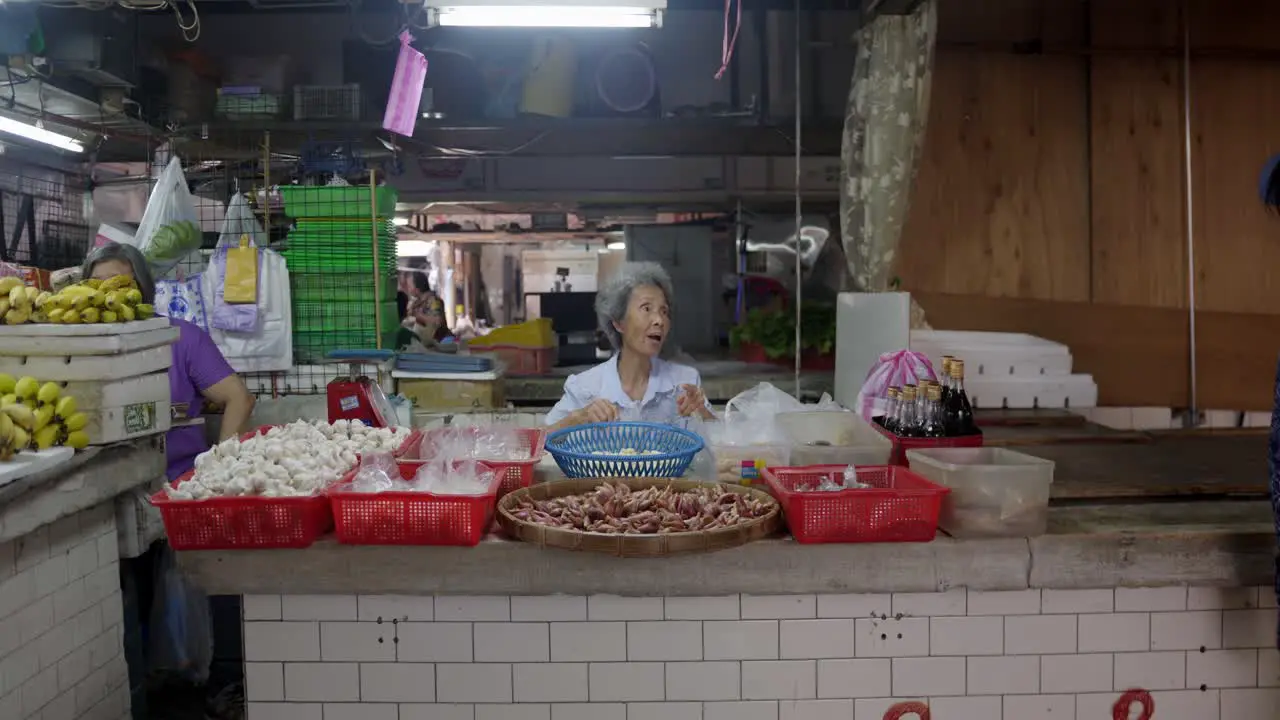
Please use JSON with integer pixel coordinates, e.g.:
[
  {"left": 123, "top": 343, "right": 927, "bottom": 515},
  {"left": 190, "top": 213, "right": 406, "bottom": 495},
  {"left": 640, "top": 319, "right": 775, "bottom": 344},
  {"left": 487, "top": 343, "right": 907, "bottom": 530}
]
[
  {"left": 1113, "top": 689, "right": 1155, "bottom": 720},
  {"left": 883, "top": 701, "right": 930, "bottom": 720}
]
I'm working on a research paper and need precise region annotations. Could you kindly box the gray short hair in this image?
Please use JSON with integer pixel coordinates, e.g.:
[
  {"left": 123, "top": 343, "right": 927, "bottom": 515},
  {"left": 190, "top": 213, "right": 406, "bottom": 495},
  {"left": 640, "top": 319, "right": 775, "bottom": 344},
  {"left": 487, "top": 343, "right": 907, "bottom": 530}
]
[
  {"left": 594, "top": 261, "right": 674, "bottom": 351},
  {"left": 81, "top": 242, "right": 156, "bottom": 304}
]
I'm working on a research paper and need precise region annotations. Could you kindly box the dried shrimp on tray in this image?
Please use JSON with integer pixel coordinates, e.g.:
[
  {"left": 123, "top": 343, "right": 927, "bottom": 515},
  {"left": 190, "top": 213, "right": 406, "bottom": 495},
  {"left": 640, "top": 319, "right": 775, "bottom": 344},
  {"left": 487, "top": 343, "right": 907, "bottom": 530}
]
[{"left": 497, "top": 478, "right": 781, "bottom": 557}]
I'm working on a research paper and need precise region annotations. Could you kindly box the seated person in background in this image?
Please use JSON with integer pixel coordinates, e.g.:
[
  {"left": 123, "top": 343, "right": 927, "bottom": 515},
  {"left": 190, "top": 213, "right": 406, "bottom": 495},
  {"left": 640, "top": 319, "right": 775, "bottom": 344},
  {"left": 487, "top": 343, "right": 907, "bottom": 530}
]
[{"left": 545, "top": 262, "right": 715, "bottom": 430}]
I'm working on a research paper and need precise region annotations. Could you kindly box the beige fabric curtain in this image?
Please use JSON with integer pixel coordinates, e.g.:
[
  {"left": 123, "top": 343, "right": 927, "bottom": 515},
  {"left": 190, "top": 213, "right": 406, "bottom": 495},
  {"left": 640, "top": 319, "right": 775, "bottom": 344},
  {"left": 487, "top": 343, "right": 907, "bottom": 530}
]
[{"left": 840, "top": 0, "right": 938, "bottom": 301}]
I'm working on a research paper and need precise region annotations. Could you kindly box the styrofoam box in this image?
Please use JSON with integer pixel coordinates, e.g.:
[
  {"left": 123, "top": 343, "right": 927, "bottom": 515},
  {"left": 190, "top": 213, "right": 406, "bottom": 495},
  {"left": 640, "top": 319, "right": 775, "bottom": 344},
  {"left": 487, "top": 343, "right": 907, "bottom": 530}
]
[
  {"left": 910, "top": 330, "right": 1073, "bottom": 377},
  {"left": 966, "top": 375, "right": 1098, "bottom": 410},
  {"left": 64, "top": 373, "right": 172, "bottom": 445}
]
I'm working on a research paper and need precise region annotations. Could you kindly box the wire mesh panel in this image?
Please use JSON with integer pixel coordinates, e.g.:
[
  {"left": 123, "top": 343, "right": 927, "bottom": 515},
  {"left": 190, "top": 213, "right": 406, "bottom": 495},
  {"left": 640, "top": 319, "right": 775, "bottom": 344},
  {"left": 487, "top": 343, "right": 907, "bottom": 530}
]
[
  {"left": 176, "top": 124, "right": 398, "bottom": 396},
  {"left": 0, "top": 158, "right": 92, "bottom": 271}
]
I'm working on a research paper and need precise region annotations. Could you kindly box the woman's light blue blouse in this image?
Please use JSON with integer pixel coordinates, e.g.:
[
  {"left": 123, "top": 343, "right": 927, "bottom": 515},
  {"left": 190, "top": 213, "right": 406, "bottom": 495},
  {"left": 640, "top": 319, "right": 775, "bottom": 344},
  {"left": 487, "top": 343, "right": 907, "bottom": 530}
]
[{"left": 545, "top": 355, "right": 712, "bottom": 426}]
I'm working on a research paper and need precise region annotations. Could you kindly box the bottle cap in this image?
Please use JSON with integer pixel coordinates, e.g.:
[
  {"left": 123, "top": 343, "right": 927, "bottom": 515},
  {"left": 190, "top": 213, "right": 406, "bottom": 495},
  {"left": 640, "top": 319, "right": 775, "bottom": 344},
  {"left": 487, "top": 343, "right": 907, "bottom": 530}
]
[
  {"left": 927, "top": 384, "right": 942, "bottom": 401},
  {"left": 902, "top": 385, "right": 917, "bottom": 399},
  {"left": 941, "top": 355, "right": 954, "bottom": 372},
  {"left": 950, "top": 359, "right": 965, "bottom": 377},
  {"left": 887, "top": 386, "right": 899, "bottom": 398}
]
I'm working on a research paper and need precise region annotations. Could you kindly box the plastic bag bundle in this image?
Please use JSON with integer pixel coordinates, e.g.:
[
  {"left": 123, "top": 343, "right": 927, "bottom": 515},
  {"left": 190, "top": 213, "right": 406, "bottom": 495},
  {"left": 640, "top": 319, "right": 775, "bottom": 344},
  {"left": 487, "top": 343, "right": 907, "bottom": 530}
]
[
  {"left": 413, "top": 458, "right": 494, "bottom": 495},
  {"left": 855, "top": 349, "right": 937, "bottom": 422},
  {"left": 420, "top": 425, "right": 526, "bottom": 461},
  {"left": 349, "top": 452, "right": 400, "bottom": 493}
]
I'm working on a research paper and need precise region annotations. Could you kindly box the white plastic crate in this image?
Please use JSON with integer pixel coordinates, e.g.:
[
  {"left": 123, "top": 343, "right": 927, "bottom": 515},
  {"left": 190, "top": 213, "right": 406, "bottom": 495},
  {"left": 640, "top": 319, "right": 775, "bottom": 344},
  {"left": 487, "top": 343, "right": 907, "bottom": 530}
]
[{"left": 910, "top": 330, "right": 1073, "bottom": 377}]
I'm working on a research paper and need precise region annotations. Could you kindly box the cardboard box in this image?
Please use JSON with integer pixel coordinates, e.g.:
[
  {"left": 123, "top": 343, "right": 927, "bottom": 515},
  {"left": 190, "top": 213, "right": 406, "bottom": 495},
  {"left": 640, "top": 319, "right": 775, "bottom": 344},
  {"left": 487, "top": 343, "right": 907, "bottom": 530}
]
[{"left": 399, "top": 377, "right": 505, "bottom": 410}]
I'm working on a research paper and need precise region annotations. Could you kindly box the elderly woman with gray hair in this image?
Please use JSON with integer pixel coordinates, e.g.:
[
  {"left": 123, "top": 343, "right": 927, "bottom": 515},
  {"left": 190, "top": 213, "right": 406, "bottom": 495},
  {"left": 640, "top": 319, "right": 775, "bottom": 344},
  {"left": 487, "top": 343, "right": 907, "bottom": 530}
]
[
  {"left": 82, "top": 242, "right": 256, "bottom": 481},
  {"left": 546, "top": 262, "right": 715, "bottom": 430}
]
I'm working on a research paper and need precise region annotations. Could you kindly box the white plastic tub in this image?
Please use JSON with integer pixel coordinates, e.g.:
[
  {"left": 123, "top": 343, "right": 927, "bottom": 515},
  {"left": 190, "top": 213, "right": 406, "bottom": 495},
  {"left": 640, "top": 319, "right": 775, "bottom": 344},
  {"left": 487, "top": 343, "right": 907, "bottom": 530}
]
[
  {"left": 904, "top": 447, "right": 1054, "bottom": 538},
  {"left": 776, "top": 411, "right": 893, "bottom": 467}
]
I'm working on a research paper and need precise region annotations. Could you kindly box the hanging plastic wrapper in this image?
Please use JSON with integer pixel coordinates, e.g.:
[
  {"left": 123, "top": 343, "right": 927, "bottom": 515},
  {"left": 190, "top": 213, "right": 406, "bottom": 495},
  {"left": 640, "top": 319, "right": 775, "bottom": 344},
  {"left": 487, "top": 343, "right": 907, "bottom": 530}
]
[
  {"left": 855, "top": 349, "right": 937, "bottom": 422},
  {"left": 132, "top": 156, "right": 204, "bottom": 278},
  {"left": 156, "top": 273, "right": 210, "bottom": 331},
  {"left": 413, "top": 458, "right": 494, "bottom": 495},
  {"left": 349, "top": 452, "right": 401, "bottom": 493},
  {"left": 382, "top": 30, "right": 428, "bottom": 137}
]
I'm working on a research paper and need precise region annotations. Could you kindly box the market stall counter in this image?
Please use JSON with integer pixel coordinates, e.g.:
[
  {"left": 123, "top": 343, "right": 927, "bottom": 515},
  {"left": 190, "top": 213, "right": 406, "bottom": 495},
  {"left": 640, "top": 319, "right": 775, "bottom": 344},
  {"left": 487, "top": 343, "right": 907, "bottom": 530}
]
[{"left": 178, "top": 496, "right": 1279, "bottom": 720}]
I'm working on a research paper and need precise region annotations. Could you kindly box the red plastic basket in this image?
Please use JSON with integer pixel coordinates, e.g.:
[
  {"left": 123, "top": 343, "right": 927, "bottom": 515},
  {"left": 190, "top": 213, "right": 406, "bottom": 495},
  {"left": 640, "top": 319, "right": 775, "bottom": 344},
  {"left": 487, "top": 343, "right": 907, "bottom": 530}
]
[
  {"left": 469, "top": 344, "right": 556, "bottom": 375},
  {"left": 327, "top": 461, "right": 501, "bottom": 546},
  {"left": 150, "top": 471, "right": 334, "bottom": 550},
  {"left": 240, "top": 424, "right": 421, "bottom": 458},
  {"left": 761, "top": 464, "right": 950, "bottom": 544},
  {"left": 871, "top": 422, "right": 984, "bottom": 466},
  {"left": 401, "top": 427, "right": 545, "bottom": 498}
]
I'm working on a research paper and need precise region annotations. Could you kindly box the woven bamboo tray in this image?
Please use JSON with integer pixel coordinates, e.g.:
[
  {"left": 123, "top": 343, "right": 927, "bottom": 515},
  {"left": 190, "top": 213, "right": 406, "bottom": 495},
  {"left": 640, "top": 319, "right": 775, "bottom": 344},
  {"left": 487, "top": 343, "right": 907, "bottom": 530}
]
[{"left": 497, "top": 478, "right": 782, "bottom": 557}]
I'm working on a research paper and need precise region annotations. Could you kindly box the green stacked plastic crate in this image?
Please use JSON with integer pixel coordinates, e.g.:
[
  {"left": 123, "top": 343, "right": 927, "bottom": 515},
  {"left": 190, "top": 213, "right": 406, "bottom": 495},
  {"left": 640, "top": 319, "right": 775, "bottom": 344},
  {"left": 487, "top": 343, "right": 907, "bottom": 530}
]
[{"left": 280, "top": 186, "right": 402, "bottom": 362}]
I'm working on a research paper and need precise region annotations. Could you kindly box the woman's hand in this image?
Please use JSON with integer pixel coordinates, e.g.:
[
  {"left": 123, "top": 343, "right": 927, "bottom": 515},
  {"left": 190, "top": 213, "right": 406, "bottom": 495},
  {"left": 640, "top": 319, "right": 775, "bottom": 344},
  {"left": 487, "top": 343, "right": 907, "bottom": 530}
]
[
  {"left": 575, "top": 398, "right": 620, "bottom": 425},
  {"left": 677, "top": 384, "right": 714, "bottom": 419}
]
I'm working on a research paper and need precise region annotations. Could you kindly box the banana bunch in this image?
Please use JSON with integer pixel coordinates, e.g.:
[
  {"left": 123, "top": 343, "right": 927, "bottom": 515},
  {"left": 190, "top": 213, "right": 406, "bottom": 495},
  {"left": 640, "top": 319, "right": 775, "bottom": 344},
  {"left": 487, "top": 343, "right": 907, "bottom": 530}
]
[
  {"left": 0, "top": 373, "right": 89, "bottom": 460},
  {"left": 11, "top": 274, "right": 156, "bottom": 326},
  {"left": 0, "top": 277, "right": 41, "bottom": 325}
]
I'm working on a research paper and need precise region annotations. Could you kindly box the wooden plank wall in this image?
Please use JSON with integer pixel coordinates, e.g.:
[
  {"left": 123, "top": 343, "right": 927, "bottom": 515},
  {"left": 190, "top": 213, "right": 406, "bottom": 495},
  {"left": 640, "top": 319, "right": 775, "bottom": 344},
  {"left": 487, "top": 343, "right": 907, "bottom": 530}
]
[{"left": 896, "top": 0, "right": 1280, "bottom": 410}]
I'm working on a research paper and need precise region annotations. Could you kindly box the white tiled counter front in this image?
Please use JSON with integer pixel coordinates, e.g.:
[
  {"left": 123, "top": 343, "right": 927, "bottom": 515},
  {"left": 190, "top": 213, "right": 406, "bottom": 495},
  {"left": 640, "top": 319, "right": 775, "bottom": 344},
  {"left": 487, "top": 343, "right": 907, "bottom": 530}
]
[{"left": 238, "top": 588, "right": 1280, "bottom": 720}]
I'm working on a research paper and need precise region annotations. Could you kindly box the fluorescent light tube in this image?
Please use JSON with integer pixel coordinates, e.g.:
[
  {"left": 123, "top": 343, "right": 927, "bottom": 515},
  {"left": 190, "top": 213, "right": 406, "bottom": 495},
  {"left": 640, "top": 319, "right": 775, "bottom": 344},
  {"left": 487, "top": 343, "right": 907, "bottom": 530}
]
[
  {"left": 393, "top": 216, "right": 411, "bottom": 226},
  {"left": 607, "top": 241, "right": 626, "bottom": 250},
  {"left": 0, "top": 116, "right": 84, "bottom": 153},
  {"left": 432, "top": 5, "right": 661, "bottom": 28}
]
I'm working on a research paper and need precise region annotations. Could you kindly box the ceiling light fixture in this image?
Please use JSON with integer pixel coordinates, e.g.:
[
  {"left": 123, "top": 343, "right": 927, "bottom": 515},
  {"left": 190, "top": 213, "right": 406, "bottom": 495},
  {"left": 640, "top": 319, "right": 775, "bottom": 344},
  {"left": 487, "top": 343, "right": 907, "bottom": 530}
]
[
  {"left": 424, "top": 0, "right": 664, "bottom": 28},
  {"left": 607, "top": 241, "right": 626, "bottom": 250},
  {"left": 0, "top": 115, "right": 84, "bottom": 153},
  {"left": 393, "top": 216, "right": 412, "bottom": 226}
]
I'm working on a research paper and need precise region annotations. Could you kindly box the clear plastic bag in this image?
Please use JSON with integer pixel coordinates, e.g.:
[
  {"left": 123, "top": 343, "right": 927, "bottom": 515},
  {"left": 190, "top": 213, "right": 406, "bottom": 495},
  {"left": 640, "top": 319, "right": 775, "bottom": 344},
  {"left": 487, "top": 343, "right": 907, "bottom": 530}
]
[
  {"left": 149, "top": 544, "right": 213, "bottom": 683},
  {"left": 350, "top": 452, "right": 399, "bottom": 493},
  {"left": 420, "top": 425, "right": 525, "bottom": 462},
  {"left": 413, "top": 458, "right": 494, "bottom": 495},
  {"left": 133, "top": 157, "right": 204, "bottom": 278}
]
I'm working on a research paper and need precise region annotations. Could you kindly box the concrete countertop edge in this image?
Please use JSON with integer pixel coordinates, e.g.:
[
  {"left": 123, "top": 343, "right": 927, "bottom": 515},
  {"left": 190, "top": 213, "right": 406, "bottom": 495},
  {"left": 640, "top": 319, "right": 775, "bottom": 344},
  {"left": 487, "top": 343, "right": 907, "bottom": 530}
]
[
  {"left": 176, "top": 524, "right": 1278, "bottom": 597},
  {"left": 0, "top": 439, "right": 166, "bottom": 544}
]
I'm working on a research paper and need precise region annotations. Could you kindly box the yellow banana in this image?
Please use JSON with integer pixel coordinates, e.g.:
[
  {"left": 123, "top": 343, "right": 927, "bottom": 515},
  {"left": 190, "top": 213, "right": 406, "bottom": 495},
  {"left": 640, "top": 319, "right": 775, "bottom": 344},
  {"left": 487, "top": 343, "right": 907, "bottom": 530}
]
[
  {"left": 65, "top": 430, "right": 88, "bottom": 450},
  {"left": 8, "top": 285, "right": 27, "bottom": 310},
  {"left": 83, "top": 279, "right": 103, "bottom": 290},
  {"left": 0, "top": 374, "right": 13, "bottom": 395},
  {"left": 13, "top": 377, "right": 37, "bottom": 401},
  {"left": 100, "top": 275, "right": 133, "bottom": 292},
  {"left": 0, "top": 410, "right": 13, "bottom": 440},
  {"left": 0, "top": 394, "right": 14, "bottom": 407},
  {"left": 119, "top": 305, "right": 135, "bottom": 322},
  {"left": 0, "top": 277, "right": 22, "bottom": 295},
  {"left": 55, "top": 396, "right": 76, "bottom": 419},
  {"left": 123, "top": 288, "right": 143, "bottom": 306},
  {"left": 11, "top": 426, "right": 29, "bottom": 451},
  {"left": 104, "top": 291, "right": 122, "bottom": 311},
  {"left": 101, "top": 310, "right": 118, "bottom": 323},
  {"left": 36, "top": 382, "right": 59, "bottom": 406},
  {"left": 33, "top": 405, "right": 53, "bottom": 433},
  {"left": 63, "top": 412, "right": 88, "bottom": 432},
  {"left": 0, "top": 298, "right": 8, "bottom": 316},
  {"left": 33, "top": 291, "right": 52, "bottom": 310},
  {"left": 3, "top": 307, "right": 29, "bottom": 325},
  {"left": 47, "top": 308, "right": 65, "bottom": 324},
  {"left": 134, "top": 304, "right": 155, "bottom": 320},
  {"left": 79, "top": 307, "right": 100, "bottom": 324},
  {"left": 59, "top": 285, "right": 95, "bottom": 298},
  {"left": 34, "top": 424, "right": 58, "bottom": 450},
  {"left": 3, "top": 403, "right": 35, "bottom": 430}
]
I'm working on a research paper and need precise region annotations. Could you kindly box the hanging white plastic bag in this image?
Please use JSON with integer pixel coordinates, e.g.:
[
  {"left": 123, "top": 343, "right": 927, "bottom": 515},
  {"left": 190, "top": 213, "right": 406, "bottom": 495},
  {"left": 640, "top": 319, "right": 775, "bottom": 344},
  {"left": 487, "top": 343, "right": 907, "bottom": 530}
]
[
  {"left": 133, "top": 157, "right": 204, "bottom": 278},
  {"left": 216, "top": 192, "right": 267, "bottom": 248}
]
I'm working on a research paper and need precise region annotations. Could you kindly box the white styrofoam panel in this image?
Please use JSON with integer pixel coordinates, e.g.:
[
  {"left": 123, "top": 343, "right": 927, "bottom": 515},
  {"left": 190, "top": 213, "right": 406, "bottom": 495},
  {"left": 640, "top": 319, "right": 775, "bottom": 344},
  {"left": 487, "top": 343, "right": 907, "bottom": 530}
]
[
  {"left": 965, "top": 375, "right": 1098, "bottom": 410},
  {"left": 834, "top": 292, "right": 912, "bottom": 411},
  {"left": 910, "top": 330, "right": 1074, "bottom": 377},
  {"left": 0, "top": 344, "right": 171, "bottom": 381}
]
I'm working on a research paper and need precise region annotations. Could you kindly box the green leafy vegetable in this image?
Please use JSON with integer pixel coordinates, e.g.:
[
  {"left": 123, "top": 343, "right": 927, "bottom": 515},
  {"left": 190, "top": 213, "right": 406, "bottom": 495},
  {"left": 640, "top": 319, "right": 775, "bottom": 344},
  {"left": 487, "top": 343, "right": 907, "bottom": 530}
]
[{"left": 730, "top": 302, "right": 836, "bottom": 359}]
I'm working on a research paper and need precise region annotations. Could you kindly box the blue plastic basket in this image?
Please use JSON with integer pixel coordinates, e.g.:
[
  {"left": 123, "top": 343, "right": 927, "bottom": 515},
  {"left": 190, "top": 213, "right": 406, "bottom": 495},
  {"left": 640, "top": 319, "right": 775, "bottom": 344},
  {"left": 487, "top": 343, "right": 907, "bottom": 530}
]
[{"left": 544, "top": 422, "right": 705, "bottom": 479}]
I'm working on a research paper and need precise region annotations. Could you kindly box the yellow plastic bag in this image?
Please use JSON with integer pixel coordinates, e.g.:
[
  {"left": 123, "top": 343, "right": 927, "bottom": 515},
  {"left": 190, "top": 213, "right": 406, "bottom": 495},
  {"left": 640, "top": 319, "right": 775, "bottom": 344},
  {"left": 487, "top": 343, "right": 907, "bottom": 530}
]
[{"left": 223, "top": 235, "right": 258, "bottom": 304}]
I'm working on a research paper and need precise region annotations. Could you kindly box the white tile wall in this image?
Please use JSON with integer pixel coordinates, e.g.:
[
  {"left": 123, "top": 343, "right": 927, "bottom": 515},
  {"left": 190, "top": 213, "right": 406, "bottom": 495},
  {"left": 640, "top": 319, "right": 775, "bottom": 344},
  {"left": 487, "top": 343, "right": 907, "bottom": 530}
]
[
  {"left": 247, "top": 586, "right": 1280, "bottom": 720},
  {"left": 0, "top": 502, "right": 129, "bottom": 720}
]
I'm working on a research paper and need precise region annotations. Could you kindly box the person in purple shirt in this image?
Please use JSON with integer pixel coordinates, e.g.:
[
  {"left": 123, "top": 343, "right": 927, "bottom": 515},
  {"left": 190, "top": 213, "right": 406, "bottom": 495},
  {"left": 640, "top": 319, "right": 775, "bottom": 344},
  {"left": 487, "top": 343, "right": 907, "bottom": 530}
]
[{"left": 81, "top": 243, "right": 256, "bottom": 481}]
